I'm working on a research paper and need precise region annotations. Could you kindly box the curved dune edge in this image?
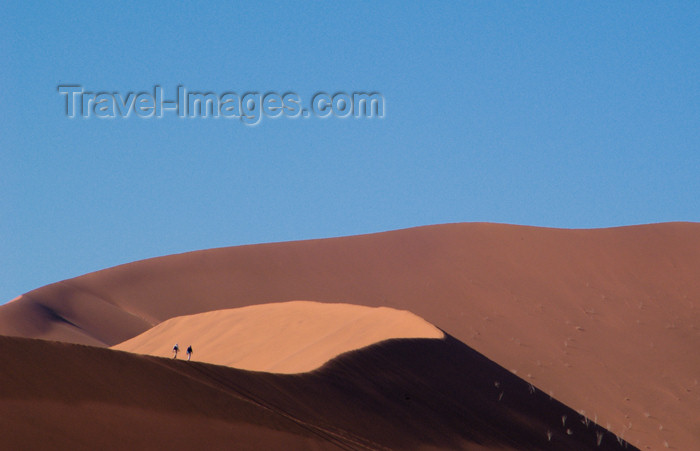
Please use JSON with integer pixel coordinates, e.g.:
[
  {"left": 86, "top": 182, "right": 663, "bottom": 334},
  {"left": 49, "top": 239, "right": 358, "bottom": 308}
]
[
  {"left": 3, "top": 222, "right": 700, "bottom": 449},
  {"left": 112, "top": 300, "right": 444, "bottom": 373},
  {"left": 6, "top": 295, "right": 23, "bottom": 304},
  {"left": 1, "top": 334, "right": 635, "bottom": 450}
]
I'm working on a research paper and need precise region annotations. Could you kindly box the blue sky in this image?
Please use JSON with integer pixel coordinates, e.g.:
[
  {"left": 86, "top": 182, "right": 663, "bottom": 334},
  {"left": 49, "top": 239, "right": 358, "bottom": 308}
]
[{"left": 2, "top": 2, "right": 699, "bottom": 303}]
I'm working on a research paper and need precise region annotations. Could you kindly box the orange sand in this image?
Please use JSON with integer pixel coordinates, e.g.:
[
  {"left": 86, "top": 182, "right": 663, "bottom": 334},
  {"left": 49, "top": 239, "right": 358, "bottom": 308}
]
[
  {"left": 113, "top": 301, "right": 443, "bottom": 373},
  {"left": 1, "top": 222, "right": 698, "bottom": 449}
]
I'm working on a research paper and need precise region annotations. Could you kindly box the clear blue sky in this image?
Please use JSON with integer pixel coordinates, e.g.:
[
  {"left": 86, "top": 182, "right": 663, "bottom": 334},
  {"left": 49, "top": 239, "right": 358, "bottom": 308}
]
[{"left": 2, "top": 2, "right": 699, "bottom": 303}]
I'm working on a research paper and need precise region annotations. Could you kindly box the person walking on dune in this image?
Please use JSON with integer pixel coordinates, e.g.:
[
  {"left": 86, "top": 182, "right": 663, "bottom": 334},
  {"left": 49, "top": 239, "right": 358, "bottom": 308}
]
[
  {"left": 186, "top": 345, "right": 193, "bottom": 361},
  {"left": 172, "top": 343, "right": 179, "bottom": 359}
]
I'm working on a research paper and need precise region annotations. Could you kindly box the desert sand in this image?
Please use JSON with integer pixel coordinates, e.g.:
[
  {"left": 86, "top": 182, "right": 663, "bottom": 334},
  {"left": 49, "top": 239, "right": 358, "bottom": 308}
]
[
  {"left": 2, "top": 331, "right": 632, "bottom": 450},
  {"left": 112, "top": 301, "right": 444, "bottom": 373},
  {"left": 2, "top": 222, "right": 698, "bottom": 449}
]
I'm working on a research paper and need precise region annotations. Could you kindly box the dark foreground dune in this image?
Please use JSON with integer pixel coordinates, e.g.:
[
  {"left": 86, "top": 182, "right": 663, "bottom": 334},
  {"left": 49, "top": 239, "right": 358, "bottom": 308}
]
[
  {"left": 0, "top": 334, "right": 635, "bottom": 451},
  {"left": 1, "top": 222, "right": 698, "bottom": 449}
]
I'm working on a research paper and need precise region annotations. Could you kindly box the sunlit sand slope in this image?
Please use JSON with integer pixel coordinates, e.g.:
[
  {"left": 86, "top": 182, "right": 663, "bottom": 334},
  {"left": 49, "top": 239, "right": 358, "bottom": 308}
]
[
  {"left": 113, "top": 301, "right": 444, "bottom": 373},
  {"left": 2, "top": 222, "right": 698, "bottom": 448}
]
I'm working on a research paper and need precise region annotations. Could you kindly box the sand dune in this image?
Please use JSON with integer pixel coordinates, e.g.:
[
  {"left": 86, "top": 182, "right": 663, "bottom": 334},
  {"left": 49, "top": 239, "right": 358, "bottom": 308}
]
[
  {"left": 1, "top": 222, "right": 699, "bottom": 448},
  {"left": 0, "top": 334, "right": 636, "bottom": 450},
  {"left": 113, "top": 301, "right": 444, "bottom": 373}
]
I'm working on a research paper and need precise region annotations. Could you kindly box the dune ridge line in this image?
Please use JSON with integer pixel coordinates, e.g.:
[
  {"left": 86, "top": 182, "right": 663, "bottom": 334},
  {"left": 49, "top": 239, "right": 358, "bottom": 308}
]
[{"left": 112, "top": 300, "right": 445, "bottom": 373}]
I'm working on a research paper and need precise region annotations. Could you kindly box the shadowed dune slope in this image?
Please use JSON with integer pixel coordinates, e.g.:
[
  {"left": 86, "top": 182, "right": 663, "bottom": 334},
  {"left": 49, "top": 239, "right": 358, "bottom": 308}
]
[
  {"left": 0, "top": 334, "right": 636, "bottom": 451},
  {"left": 112, "top": 301, "right": 444, "bottom": 373},
  {"left": 1, "top": 222, "right": 699, "bottom": 448}
]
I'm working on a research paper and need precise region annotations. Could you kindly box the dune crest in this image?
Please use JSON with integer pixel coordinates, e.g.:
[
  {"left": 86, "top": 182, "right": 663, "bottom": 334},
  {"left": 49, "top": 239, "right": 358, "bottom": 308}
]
[
  {"left": 3, "top": 222, "right": 699, "bottom": 448},
  {"left": 112, "top": 301, "right": 444, "bottom": 373},
  {"left": 1, "top": 334, "right": 635, "bottom": 450},
  {"left": 7, "top": 296, "right": 23, "bottom": 304}
]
